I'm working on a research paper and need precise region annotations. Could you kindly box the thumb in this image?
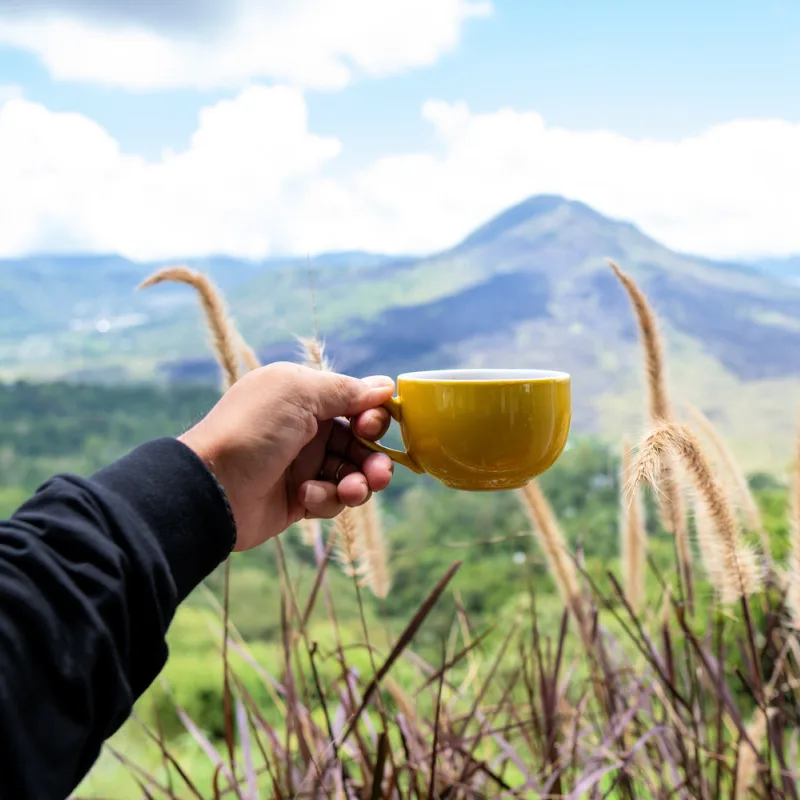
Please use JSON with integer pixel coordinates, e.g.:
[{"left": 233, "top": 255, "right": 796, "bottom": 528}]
[{"left": 308, "top": 372, "right": 395, "bottom": 420}]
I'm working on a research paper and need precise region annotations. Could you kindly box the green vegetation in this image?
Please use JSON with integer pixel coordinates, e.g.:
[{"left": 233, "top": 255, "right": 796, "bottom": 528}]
[
  {"left": 5, "top": 238, "right": 800, "bottom": 798},
  {"left": 0, "top": 379, "right": 651, "bottom": 633},
  {"left": 0, "top": 381, "right": 220, "bottom": 505},
  {"left": 0, "top": 379, "right": 795, "bottom": 797}
]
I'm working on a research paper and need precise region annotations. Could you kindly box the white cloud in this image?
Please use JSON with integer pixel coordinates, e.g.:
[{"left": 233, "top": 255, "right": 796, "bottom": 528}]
[
  {"left": 0, "top": 0, "right": 491, "bottom": 91},
  {"left": 3, "top": 89, "right": 800, "bottom": 261},
  {"left": 0, "top": 86, "right": 340, "bottom": 258},
  {"left": 298, "top": 102, "right": 800, "bottom": 260},
  {"left": 0, "top": 84, "right": 21, "bottom": 104}
]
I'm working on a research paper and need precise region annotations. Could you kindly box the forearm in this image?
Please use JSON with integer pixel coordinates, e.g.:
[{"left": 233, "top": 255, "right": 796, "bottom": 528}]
[{"left": 0, "top": 438, "right": 235, "bottom": 799}]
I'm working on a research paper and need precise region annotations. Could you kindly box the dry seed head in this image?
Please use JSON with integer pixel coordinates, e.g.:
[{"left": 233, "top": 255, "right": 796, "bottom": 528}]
[
  {"left": 333, "top": 507, "right": 363, "bottom": 577},
  {"left": 621, "top": 439, "right": 647, "bottom": 611},
  {"left": 609, "top": 260, "right": 691, "bottom": 598},
  {"left": 519, "top": 480, "right": 589, "bottom": 638},
  {"left": 686, "top": 404, "right": 769, "bottom": 560},
  {"left": 300, "top": 518, "right": 321, "bottom": 548},
  {"left": 627, "top": 427, "right": 692, "bottom": 598},
  {"left": 734, "top": 708, "right": 773, "bottom": 800},
  {"left": 298, "top": 335, "right": 331, "bottom": 372},
  {"left": 607, "top": 259, "right": 671, "bottom": 422},
  {"left": 661, "top": 457, "right": 692, "bottom": 594},
  {"left": 784, "top": 564, "right": 800, "bottom": 632},
  {"left": 693, "top": 497, "right": 729, "bottom": 594},
  {"left": 355, "top": 495, "right": 391, "bottom": 599},
  {"left": 632, "top": 422, "right": 762, "bottom": 604},
  {"left": 792, "top": 461, "right": 800, "bottom": 563},
  {"left": 786, "top": 419, "right": 800, "bottom": 628},
  {"left": 139, "top": 266, "right": 242, "bottom": 389}
]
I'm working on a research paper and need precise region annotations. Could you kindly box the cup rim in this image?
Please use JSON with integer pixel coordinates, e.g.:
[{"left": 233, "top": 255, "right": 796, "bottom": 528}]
[{"left": 397, "top": 368, "right": 570, "bottom": 383}]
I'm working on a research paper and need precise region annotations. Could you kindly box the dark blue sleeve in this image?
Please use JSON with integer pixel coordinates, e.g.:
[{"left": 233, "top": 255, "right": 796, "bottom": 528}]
[{"left": 0, "top": 437, "right": 236, "bottom": 799}]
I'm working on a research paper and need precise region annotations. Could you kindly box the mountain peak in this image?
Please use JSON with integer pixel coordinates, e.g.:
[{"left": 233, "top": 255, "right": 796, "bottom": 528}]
[{"left": 456, "top": 194, "right": 604, "bottom": 250}]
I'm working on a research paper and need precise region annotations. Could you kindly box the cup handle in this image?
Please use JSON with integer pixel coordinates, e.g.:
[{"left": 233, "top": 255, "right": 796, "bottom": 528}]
[{"left": 352, "top": 397, "right": 425, "bottom": 474}]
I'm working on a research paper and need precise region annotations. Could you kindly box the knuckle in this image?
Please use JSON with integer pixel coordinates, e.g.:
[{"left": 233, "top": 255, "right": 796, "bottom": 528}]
[
  {"left": 262, "top": 361, "right": 306, "bottom": 384},
  {"left": 328, "top": 373, "right": 354, "bottom": 410},
  {"left": 290, "top": 398, "right": 317, "bottom": 439},
  {"left": 262, "top": 361, "right": 317, "bottom": 434},
  {"left": 300, "top": 410, "right": 319, "bottom": 439},
  {"left": 302, "top": 370, "right": 354, "bottom": 419}
]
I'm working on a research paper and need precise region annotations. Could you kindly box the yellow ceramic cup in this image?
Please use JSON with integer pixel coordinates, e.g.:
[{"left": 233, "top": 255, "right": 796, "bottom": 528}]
[{"left": 354, "top": 369, "right": 571, "bottom": 491}]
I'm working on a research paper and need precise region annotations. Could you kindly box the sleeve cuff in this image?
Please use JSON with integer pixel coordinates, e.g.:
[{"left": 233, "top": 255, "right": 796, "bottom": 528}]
[{"left": 91, "top": 437, "right": 236, "bottom": 602}]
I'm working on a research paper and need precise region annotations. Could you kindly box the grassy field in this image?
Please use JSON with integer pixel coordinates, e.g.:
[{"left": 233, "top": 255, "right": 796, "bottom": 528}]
[
  {"left": 47, "top": 263, "right": 798, "bottom": 796},
  {"left": 3, "top": 258, "right": 800, "bottom": 796}
]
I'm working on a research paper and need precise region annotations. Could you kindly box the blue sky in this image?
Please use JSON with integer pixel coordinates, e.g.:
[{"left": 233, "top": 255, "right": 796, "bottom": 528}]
[{"left": 1, "top": 0, "right": 800, "bottom": 260}]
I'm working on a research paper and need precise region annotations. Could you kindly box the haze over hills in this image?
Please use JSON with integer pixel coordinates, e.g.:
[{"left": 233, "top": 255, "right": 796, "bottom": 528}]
[
  {"left": 743, "top": 255, "right": 800, "bottom": 286},
  {"left": 3, "top": 195, "right": 800, "bottom": 472}
]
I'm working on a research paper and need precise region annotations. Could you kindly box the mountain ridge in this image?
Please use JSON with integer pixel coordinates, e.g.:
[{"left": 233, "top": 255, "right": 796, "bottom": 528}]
[{"left": 3, "top": 195, "right": 800, "bottom": 472}]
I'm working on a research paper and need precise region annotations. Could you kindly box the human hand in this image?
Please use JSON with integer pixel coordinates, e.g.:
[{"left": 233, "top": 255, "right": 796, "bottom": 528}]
[{"left": 178, "top": 362, "right": 395, "bottom": 551}]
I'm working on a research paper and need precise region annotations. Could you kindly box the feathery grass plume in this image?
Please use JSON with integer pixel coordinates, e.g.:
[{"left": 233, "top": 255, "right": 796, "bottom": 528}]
[
  {"left": 657, "top": 458, "right": 692, "bottom": 600},
  {"left": 356, "top": 494, "right": 391, "bottom": 599},
  {"left": 608, "top": 259, "right": 692, "bottom": 602},
  {"left": 686, "top": 404, "right": 770, "bottom": 560},
  {"left": 693, "top": 496, "right": 728, "bottom": 593},
  {"left": 786, "top": 421, "right": 800, "bottom": 628},
  {"left": 734, "top": 708, "right": 772, "bottom": 800},
  {"left": 620, "top": 439, "right": 647, "bottom": 611},
  {"left": 607, "top": 260, "right": 670, "bottom": 421},
  {"left": 333, "top": 506, "right": 364, "bottom": 578},
  {"left": 300, "top": 518, "right": 321, "bottom": 547},
  {"left": 298, "top": 335, "right": 331, "bottom": 372},
  {"left": 631, "top": 422, "right": 762, "bottom": 604},
  {"left": 139, "top": 266, "right": 242, "bottom": 388},
  {"left": 300, "top": 267, "right": 330, "bottom": 373},
  {"left": 519, "top": 481, "right": 589, "bottom": 639}
]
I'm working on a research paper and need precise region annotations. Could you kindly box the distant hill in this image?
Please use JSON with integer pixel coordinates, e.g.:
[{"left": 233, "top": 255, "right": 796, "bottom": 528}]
[
  {"left": 743, "top": 255, "right": 800, "bottom": 286},
  {"left": 3, "top": 195, "right": 800, "bottom": 473}
]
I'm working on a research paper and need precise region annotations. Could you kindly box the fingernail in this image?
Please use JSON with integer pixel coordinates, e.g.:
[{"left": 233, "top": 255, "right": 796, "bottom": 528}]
[
  {"left": 362, "top": 375, "right": 394, "bottom": 389},
  {"left": 364, "top": 408, "right": 382, "bottom": 426},
  {"left": 355, "top": 480, "right": 369, "bottom": 504},
  {"left": 304, "top": 484, "right": 327, "bottom": 505}
]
